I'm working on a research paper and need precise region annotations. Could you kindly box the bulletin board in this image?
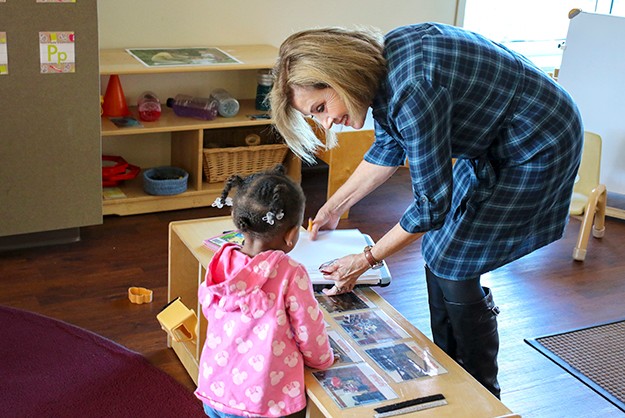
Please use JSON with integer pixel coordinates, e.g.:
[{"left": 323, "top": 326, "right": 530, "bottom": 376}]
[
  {"left": 558, "top": 10, "right": 625, "bottom": 213},
  {"left": 0, "top": 0, "right": 102, "bottom": 237}
]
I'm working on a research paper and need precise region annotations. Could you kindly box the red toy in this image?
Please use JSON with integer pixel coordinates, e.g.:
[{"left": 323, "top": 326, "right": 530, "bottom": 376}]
[{"left": 102, "top": 155, "right": 140, "bottom": 187}]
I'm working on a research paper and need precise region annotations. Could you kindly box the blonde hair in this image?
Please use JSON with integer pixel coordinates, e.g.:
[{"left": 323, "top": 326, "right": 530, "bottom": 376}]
[{"left": 269, "top": 27, "right": 386, "bottom": 164}]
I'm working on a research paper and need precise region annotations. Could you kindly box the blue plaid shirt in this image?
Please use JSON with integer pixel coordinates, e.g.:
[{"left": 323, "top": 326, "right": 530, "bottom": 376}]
[{"left": 365, "top": 23, "right": 583, "bottom": 279}]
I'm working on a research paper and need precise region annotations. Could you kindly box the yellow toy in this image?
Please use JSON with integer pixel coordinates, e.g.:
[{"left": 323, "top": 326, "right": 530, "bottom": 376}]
[
  {"left": 156, "top": 297, "right": 198, "bottom": 343},
  {"left": 128, "top": 287, "right": 153, "bottom": 304}
]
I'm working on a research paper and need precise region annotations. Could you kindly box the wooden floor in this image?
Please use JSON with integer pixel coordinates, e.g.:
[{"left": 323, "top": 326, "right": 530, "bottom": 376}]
[{"left": 2, "top": 164, "right": 624, "bottom": 418}]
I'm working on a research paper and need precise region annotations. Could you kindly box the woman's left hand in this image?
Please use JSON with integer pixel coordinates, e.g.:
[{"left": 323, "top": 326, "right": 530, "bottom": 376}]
[{"left": 320, "top": 253, "right": 370, "bottom": 296}]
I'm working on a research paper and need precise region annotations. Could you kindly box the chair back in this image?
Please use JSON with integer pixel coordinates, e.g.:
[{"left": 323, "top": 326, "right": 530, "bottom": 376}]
[{"left": 570, "top": 132, "right": 602, "bottom": 215}]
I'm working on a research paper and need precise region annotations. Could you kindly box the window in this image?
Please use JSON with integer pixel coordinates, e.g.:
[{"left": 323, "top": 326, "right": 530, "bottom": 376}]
[{"left": 460, "top": 0, "right": 625, "bottom": 72}]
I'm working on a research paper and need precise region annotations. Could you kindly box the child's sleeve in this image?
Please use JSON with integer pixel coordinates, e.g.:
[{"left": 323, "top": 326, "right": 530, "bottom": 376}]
[
  {"left": 198, "top": 275, "right": 213, "bottom": 319},
  {"left": 285, "top": 264, "right": 334, "bottom": 370}
]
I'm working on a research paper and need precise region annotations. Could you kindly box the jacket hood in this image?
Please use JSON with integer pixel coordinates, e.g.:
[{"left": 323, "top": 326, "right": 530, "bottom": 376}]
[{"left": 203, "top": 243, "right": 287, "bottom": 318}]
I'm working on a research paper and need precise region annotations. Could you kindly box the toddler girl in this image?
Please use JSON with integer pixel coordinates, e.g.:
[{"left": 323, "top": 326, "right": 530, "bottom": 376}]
[{"left": 195, "top": 165, "right": 334, "bottom": 418}]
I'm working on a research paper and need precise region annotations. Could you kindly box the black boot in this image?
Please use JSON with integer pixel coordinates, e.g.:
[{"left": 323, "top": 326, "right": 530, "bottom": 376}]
[
  {"left": 445, "top": 287, "right": 501, "bottom": 399},
  {"left": 425, "top": 266, "right": 458, "bottom": 360}
]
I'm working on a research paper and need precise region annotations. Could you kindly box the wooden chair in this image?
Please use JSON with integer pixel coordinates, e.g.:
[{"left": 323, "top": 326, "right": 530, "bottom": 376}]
[{"left": 569, "top": 131, "right": 607, "bottom": 261}]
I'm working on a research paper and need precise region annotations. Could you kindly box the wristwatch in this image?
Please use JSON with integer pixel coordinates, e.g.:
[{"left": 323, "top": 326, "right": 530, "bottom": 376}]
[{"left": 363, "top": 245, "right": 384, "bottom": 270}]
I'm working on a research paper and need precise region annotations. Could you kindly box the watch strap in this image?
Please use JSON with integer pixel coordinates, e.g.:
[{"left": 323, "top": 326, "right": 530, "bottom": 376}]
[{"left": 363, "top": 245, "right": 383, "bottom": 269}]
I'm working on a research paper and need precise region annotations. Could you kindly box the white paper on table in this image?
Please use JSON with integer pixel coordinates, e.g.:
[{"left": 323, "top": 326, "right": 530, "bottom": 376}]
[{"left": 289, "top": 229, "right": 382, "bottom": 285}]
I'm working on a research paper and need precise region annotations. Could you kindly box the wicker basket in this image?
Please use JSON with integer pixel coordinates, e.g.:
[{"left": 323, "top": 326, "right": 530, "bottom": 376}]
[{"left": 202, "top": 144, "right": 289, "bottom": 183}]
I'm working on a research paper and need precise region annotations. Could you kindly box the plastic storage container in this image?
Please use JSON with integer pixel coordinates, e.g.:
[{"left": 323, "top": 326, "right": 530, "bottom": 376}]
[
  {"left": 166, "top": 94, "right": 218, "bottom": 120},
  {"left": 210, "top": 88, "right": 240, "bottom": 118},
  {"left": 255, "top": 70, "right": 273, "bottom": 111},
  {"left": 137, "top": 91, "right": 162, "bottom": 122}
]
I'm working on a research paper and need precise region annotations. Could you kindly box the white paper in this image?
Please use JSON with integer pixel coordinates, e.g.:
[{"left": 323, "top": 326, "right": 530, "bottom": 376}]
[{"left": 289, "top": 229, "right": 382, "bottom": 285}]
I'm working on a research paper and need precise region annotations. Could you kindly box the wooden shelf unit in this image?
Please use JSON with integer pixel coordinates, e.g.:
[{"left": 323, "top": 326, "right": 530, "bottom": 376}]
[{"left": 100, "top": 45, "right": 300, "bottom": 216}]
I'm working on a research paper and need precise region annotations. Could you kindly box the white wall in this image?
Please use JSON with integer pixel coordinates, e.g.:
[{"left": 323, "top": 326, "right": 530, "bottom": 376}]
[
  {"left": 98, "top": 0, "right": 458, "bottom": 49},
  {"left": 97, "top": 0, "right": 459, "bottom": 168}
]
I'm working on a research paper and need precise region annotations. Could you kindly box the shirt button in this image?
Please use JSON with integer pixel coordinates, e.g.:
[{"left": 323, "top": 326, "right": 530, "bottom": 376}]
[{"left": 420, "top": 196, "right": 428, "bottom": 203}]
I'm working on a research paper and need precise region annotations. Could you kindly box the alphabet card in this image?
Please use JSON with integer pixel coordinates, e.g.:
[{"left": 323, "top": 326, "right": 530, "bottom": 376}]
[
  {"left": 39, "top": 31, "right": 75, "bottom": 73},
  {"left": 0, "top": 32, "right": 7, "bottom": 75}
]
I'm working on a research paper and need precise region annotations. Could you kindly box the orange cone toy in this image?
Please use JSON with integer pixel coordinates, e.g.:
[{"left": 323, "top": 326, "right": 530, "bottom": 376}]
[{"left": 102, "top": 74, "right": 130, "bottom": 117}]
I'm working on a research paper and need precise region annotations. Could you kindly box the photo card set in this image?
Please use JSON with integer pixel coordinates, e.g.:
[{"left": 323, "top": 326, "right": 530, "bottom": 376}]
[{"left": 311, "top": 290, "right": 447, "bottom": 410}]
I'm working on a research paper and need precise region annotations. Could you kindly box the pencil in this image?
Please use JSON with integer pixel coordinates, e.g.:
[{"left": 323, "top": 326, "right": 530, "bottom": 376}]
[{"left": 307, "top": 218, "right": 313, "bottom": 232}]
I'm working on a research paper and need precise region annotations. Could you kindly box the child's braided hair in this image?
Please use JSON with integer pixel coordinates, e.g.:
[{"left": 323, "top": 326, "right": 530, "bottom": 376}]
[{"left": 220, "top": 165, "right": 305, "bottom": 240}]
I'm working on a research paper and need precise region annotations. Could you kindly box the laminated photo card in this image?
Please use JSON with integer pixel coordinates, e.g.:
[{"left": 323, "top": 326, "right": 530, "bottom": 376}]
[
  {"left": 126, "top": 47, "right": 240, "bottom": 68},
  {"left": 334, "top": 309, "right": 410, "bottom": 346},
  {"left": 327, "top": 330, "right": 365, "bottom": 367},
  {"left": 364, "top": 341, "right": 448, "bottom": 383},
  {"left": 312, "top": 363, "right": 397, "bottom": 409},
  {"left": 315, "top": 289, "right": 376, "bottom": 314}
]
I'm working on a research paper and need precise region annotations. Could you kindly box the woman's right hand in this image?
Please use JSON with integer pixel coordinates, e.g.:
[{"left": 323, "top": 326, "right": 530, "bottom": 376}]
[
  {"left": 308, "top": 204, "right": 341, "bottom": 240},
  {"left": 308, "top": 161, "right": 399, "bottom": 240}
]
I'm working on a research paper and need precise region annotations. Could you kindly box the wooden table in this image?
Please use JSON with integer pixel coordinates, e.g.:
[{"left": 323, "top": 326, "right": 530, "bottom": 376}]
[{"left": 167, "top": 217, "right": 516, "bottom": 417}]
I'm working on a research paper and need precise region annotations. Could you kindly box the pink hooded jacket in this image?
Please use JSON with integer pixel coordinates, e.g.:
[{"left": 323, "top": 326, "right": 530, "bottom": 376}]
[{"left": 195, "top": 243, "right": 333, "bottom": 417}]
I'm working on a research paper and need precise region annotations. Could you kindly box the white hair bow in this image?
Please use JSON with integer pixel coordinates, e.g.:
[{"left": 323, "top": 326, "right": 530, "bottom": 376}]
[
  {"left": 211, "top": 197, "right": 233, "bottom": 209},
  {"left": 262, "top": 210, "right": 284, "bottom": 225}
]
